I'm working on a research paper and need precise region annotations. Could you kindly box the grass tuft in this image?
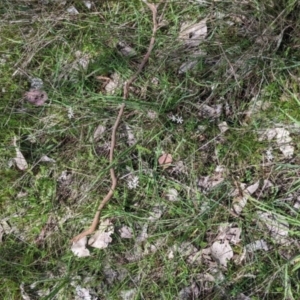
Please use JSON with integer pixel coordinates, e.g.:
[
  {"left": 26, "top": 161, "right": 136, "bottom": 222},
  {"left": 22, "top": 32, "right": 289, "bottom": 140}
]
[{"left": 2, "top": 0, "right": 300, "bottom": 299}]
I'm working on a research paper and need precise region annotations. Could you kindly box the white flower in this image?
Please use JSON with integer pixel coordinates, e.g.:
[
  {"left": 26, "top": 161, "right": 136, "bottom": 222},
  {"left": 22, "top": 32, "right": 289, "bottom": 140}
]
[
  {"left": 169, "top": 114, "right": 183, "bottom": 124},
  {"left": 169, "top": 114, "right": 177, "bottom": 122},
  {"left": 175, "top": 115, "right": 183, "bottom": 124},
  {"left": 127, "top": 176, "right": 139, "bottom": 189},
  {"left": 68, "top": 107, "right": 74, "bottom": 119}
]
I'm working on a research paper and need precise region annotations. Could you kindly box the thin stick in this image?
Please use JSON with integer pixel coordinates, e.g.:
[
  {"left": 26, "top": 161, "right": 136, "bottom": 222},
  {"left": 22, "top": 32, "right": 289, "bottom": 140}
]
[
  {"left": 71, "top": 1, "right": 162, "bottom": 243},
  {"left": 71, "top": 105, "right": 124, "bottom": 242}
]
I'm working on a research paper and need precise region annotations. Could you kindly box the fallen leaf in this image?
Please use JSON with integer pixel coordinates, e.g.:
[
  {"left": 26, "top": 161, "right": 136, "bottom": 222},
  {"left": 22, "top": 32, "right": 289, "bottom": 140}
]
[
  {"left": 52, "top": 0, "right": 66, "bottom": 5},
  {"left": 83, "top": 1, "right": 92, "bottom": 9},
  {"left": 199, "top": 104, "right": 223, "bottom": 119},
  {"left": 245, "top": 239, "right": 268, "bottom": 252},
  {"left": 178, "top": 19, "right": 207, "bottom": 47},
  {"left": 20, "top": 283, "right": 31, "bottom": 300},
  {"left": 226, "top": 227, "right": 242, "bottom": 245},
  {"left": 216, "top": 223, "right": 242, "bottom": 245},
  {"left": 232, "top": 181, "right": 259, "bottom": 214},
  {"left": 165, "top": 188, "right": 179, "bottom": 202},
  {"left": 243, "top": 97, "right": 271, "bottom": 123},
  {"left": 0, "top": 221, "right": 11, "bottom": 242},
  {"left": 171, "top": 160, "right": 188, "bottom": 175},
  {"left": 119, "top": 226, "right": 133, "bottom": 239},
  {"left": 89, "top": 231, "right": 113, "bottom": 249},
  {"left": 117, "top": 41, "right": 137, "bottom": 57},
  {"left": 67, "top": 5, "right": 79, "bottom": 15},
  {"left": 168, "top": 249, "right": 175, "bottom": 259},
  {"left": 276, "top": 127, "right": 292, "bottom": 144},
  {"left": 125, "top": 244, "right": 143, "bottom": 262},
  {"left": 196, "top": 272, "right": 215, "bottom": 283},
  {"left": 246, "top": 181, "right": 259, "bottom": 194},
  {"left": 187, "top": 249, "right": 202, "bottom": 265},
  {"left": 40, "top": 155, "right": 55, "bottom": 163},
  {"left": 12, "top": 137, "right": 28, "bottom": 170},
  {"left": 148, "top": 205, "right": 164, "bottom": 222},
  {"left": 259, "top": 128, "right": 277, "bottom": 141},
  {"left": 232, "top": 194, "right": 248, "bottom": 215},
  {"left": 200, "top": 247, "right": 217, "bottom": 268},
  {"left": 210, "top": 240, "right": 233, "bottom": 267},
  {"left": 74, "top": 285, "right": 97, "bottom": 300},
  {"left": 279, "top": 144, "right": 294, "bottom": 158},
  {"left": 169, "top": 242, "right": 202, "bottom": 265},
  {"left": 71, "top": 236, "right": 90, "bottom": 257},
  {"left": 88, "top": 219, "right": 114, "bottom": 249},
  {"left": 178, "top": 282, "right": 200, "bottom": 300},
  {"left": 103, "top": 263, "right": 128, "bottom": 285},
  {"left": 178, "top": 50, "right": 207, "bottom": 74},
  {"left": 25, "top": 89, "right": 48, "bottom": 106},
  {"left": 158, "top": 153, "right": 173, "bottom": 167},
  {"left": 169, "top": 242, "right": 197, "bottom": 258},
  {"left": 256, "top": 211, "right": 290, "bottom": 245},
  {"left": 236, "top": 294, "right": 252, "bottom": 300},
  {"left": 293, "top": 196, "right": 300, "bottom": 210},
  {"left": 93, "top": 125, "right": 106, "bottom": 142},
  {"left": 178, "top": 60, "right": 198, "bottom": 74},
  {"left": 259, "top": 127, "right": 294, "bottom": 158},
  {"left": 262, "top": 179, "right": 274, "bottom": 190},
  {"left": 120, "top": 289, "right": 137, "bottom": 300},
  {"left": 198, "top": 165, "right": 226, "bottom": 191},
  {"left": 276, "top": 128, "right": 294, "bottom": 157},
  {"left": 218, "top": 121, "right": 229, "bottom": 133},
  {"left": 210, "top": 267, "right": 225, "bottom": 282},
  {"left": 17, "top": 191, "right": 28, "bottom": 198},
  {"left": 143, "top": 237, "right": 165, "bottom": 256},
  {"left": 105, "top": 72, "right": 123, "bottom": 95}
]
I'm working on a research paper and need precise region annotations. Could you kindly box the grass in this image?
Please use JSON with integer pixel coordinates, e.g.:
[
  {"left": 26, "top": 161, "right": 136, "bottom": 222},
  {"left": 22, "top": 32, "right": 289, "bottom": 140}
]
[{"left": 1, "top": 0, "right": 300, "bottom": 299}]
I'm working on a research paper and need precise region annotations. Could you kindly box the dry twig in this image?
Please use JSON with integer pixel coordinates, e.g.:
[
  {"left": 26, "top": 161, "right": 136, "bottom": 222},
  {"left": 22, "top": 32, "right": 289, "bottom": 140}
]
[{"left": 71, "top": 1, "right": 163, "bottom": 243}]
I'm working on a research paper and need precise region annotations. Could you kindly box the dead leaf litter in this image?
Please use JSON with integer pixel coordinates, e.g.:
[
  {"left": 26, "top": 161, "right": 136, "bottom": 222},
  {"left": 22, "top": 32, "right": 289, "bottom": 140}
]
[{"left": 3, "top": 1, "right": 300, "bottom": 299}]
